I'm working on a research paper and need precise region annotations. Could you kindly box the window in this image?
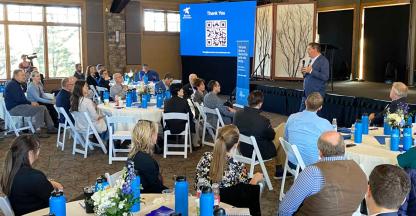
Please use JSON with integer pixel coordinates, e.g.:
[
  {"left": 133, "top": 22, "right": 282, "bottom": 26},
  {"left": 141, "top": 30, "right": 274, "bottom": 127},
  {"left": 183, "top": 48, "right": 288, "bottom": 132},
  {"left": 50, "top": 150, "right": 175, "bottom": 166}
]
[
  {"left": 0, "top": 4, "right": 4, "bottom": 21},
  {"left": 167, "top": 12, "right": 180, "bottom": 32},
  {"left": 144, "top": 9, "right": 180, "bottom": 33},
  {"left": 7, "top": 4, "right": 43, "bottom": 22},
  {"left": 9, "top": 25, "right": 45, "bottom": 73},
  {"left": 0, "top": 4, "right": 82, "bottom": 79},
  {"left": 0, "top": 25, "right": 6, "bottom": 79},
  {"left": 144, "top": 10, "right": 165, "bottom": 32},
  {"left": 46, "top": 6, "right": 81, "bottom": 24},
  {"left": 48, "top": 26, "right": 81, "bottom": 77}
]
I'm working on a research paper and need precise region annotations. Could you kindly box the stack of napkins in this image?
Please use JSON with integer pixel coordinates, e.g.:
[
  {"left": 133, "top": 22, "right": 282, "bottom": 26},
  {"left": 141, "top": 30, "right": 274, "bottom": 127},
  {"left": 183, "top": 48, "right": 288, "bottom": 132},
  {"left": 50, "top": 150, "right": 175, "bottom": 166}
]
[
  {"left": 145, "top": 206, "right": 175, "bottom": 216},
  {"left": 223, "top": 207, "right": 251, "bottom": 216}
]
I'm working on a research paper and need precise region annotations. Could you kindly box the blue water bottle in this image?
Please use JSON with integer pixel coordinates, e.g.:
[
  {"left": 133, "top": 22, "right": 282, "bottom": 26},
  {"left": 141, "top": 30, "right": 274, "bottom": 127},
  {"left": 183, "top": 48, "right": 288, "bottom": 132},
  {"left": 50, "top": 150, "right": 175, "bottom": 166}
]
[
  {"left": 165, "top": 91, "right": 171, "bottom": 100},
  {"left": 200, "top": 186, "right": 214, "bottom": 216},
  {"left": 403, "top": 124, "right": 412, "bottom": 151},
  {"left": 407, "top": 116, "right": 413, "bottom": 126},
  {"left": 130, "top": 176, "right": 141, "bottom": 212},
  {"left": 103, "top": 91, "right": 110, "bottom": 104},
  {"left": 391, "top": 126, "right": 400, "bottom": 151},
  {"left": 132, "top": 89, "right": 137, "bottom": 103},
  {"left": 156, "top": 93, "right": 163, "bottom": 108},
  {"left": 175, "top": 176, "right": 188, "bottom": 216},
  {"left": 384, "top": 116, "right": 392, "bottom": 135},
  {"left": 361, "top": 113, "right": 369, "bottom": 135},
  {"left": 126, "top": 91, "right": 132, "bottom": 108},
  {"left": 146, "top": 93, "right": 151, "bottom": 102},
  {"left": 143, "top": 74, "right": 149, "bottom": 84},
  {"left": 49, "top": 190, "right": 66, "bottom": 216},
  {"left": 354, "top": 120, "right": 363, "bottom": 144},
  {"left": 95, "top": 176, "right": 109, "bottom": 192},
  {"left": 141, "top": 94, "right": 148, "bottom": 108}
]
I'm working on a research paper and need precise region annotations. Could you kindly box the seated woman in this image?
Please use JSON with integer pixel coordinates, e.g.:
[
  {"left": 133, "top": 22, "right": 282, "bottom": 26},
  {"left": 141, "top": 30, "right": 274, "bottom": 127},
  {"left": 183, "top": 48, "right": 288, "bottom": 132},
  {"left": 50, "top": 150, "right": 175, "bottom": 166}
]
[
  {"left": 86, "top": 65, "right": 99, "bottom": 87},
  {"left": 97, "top": 69, "right": 111, "bottom": 90},
  {"left": 192, "top": 78, "right": 207, "bottom": 104},
  {"left": 71, "top": 80, "right": 107, "bottom": 140},
  {"left": 0, "top": 135, "right": 63, "bottom": 216},
  {"left": 26, "top": 71, "right": 59, "bottom": 128},
  {"left": 164, "top": 83, "right": 195, "bottom": 134},
  {"left": 195, "top": 125, "right": 263, "bottom": 216},
  {"left": 129, "top": 120, "right": 168, "bottom": 193}
]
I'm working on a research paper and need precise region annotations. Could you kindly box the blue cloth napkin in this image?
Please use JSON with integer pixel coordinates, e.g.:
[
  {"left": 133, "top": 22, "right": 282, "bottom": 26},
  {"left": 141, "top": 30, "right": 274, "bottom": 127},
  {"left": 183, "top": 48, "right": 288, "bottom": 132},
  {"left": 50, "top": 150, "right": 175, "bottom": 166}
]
[{"left": 342, "top": 134, "right": 352, "bottom": 140}]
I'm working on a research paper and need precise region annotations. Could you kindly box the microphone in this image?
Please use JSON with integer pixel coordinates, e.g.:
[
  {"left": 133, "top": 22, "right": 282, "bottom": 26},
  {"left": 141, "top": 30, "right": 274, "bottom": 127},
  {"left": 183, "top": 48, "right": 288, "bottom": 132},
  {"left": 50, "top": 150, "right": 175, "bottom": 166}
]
[
  {"left": 302, "top": 60, "right": 305, "bottom": 68},
  {"left": 308, "top": 59, "right": 312, "bottom": 66}
]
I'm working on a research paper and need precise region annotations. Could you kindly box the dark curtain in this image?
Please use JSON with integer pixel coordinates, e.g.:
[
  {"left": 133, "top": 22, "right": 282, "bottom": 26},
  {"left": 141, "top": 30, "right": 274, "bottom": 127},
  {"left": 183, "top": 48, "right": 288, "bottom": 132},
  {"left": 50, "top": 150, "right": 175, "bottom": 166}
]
[
  {"left": 363, "top": 5, "right": 410, "bottom": 83},
  {"left": 318, "top": 10, "right": 354, "bottom": 80}
]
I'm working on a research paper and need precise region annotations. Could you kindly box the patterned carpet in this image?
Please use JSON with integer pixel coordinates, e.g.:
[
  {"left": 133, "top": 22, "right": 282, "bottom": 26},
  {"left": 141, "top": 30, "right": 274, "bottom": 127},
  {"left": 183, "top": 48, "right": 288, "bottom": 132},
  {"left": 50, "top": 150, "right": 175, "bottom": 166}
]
[{"left": 0, "top": 111, "right": 289, "bottom": 216}]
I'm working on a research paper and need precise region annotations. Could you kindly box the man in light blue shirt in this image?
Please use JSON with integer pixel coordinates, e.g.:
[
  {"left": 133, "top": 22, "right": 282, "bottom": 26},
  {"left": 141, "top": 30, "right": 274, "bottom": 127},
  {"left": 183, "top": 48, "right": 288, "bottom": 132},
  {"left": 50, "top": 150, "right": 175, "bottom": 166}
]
[{"left": 284, "top": 92, "right": 333, "bottom": 166}]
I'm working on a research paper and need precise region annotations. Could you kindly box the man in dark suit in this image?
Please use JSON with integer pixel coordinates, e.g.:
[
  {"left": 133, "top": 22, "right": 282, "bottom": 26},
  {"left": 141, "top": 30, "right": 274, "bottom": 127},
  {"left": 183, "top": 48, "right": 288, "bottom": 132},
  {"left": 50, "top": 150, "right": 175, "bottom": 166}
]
[
  {"left": 163, "top": 83, "right": 196, "bottom": 144},
  {"left": 300, "top": 42, "right": 329, "bottom": 111},
  {"left": 155, "top": 73, "right": 173, "bottom": 93},
  {"left": 365, "top": 164, "right": 410, "bottom": 216},
  {"left": 233, "top": 90, "right": 278, "bottom": 161},
  {"left": 55, "top": 76, "right": 76, "bottom": 124},
  {"left": 183, "top": 73, "right": 197, "bottom": 99},
  {"left": 369, "top": 82, "right": 408, "bottom": 126}
]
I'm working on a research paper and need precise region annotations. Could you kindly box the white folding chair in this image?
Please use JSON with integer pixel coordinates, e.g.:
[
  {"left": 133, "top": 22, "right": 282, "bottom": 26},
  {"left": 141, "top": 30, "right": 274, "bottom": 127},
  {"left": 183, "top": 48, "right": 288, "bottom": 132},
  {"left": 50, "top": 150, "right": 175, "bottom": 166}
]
[
  {"left": 89, "top": 85, "right": 100, "bottom": 102},
  {"left": 233, "top": 134, "right": 273, "bottom": 190},
  {"left": 106, "top": 116, "right": 135, "bottom": 164},
  {"left": 96, "top": 86, "right": 108, "bottom": 94},
  {"left": 0, "top": 196, "right": 14, "bottom": 216},
  {"left": 71, "top": 111, "right": 108, "bottom": 158},
  {"left": 1, "top": 101, "right": 35, "bottom": 136},
  {"left": 278, "top": 137, "right": 306, "bottom": 201},
  {"left": 105, "top": 170, "right": 124, "bottom": 187},
  {"left": 201, "top": 106, "right": 224, "bottom": 147},
  {"left": 54, "top": 105, "right": 71, "bottom": 151},
  {"left": 162, "top": 112, "right": 192, "bottom": 158}
]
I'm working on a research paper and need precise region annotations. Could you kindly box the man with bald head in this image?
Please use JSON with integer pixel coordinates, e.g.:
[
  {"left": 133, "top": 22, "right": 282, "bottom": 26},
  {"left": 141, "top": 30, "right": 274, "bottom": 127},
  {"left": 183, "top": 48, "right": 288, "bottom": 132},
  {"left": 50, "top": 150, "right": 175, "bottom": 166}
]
[
  {"left": 110, "top": 73, "right": 127, "bottom": 100},
  {"left": 56, "top": 76, "right": 76, "bottom": 124},
  {"left": 279, "top": 131, "right": 367, "bottom": 216},
  {"left": 183, "top": 73, "right": 197, "bottom": 99}
]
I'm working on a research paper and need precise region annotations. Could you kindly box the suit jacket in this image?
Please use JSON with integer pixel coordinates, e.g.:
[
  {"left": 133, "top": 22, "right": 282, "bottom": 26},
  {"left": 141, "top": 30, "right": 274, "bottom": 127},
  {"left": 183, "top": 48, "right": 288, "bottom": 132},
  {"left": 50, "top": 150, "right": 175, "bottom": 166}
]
[
  {"left": 203, "top": 92, "right": 234, "bottom": 125},
  {"left": 155, "top": 80, "right": 168, "bottom": 92},
  {"left": 373, "top": 97, "right": 407, "bottom": 126},
  {"left": 233, "top": 106, "right": 277, "bottom": 160},
  {"left": 375, "top": 212, "right": 398, "bottom": 216},
  {"left": 164, "top": 96, "right": 195, "bottom": 134},
  {"left": 183, "top": 83, "right": 194, "bottom": 99},
  {"left": 398, "top": 168, "right": 416, "bottom": 216},
  {"left": 303, "top": 55, "right": 329, "bottom": 97},
  {"left": 56, "top": 89, "right": 74, "bottom": 124}
]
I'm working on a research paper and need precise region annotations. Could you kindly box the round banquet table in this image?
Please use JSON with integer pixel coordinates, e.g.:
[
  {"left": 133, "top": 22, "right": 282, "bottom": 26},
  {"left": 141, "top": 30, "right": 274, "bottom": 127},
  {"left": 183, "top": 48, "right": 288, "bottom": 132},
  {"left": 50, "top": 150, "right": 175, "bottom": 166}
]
[
  {"left": 24, "top": 194, "right": 249, "bottom": 216},
  {"left": 344, "top": 127, "right": 410, "bottom": 176},
  {"left": 97, "top": 100, "right": 163, "bottom": 124}
]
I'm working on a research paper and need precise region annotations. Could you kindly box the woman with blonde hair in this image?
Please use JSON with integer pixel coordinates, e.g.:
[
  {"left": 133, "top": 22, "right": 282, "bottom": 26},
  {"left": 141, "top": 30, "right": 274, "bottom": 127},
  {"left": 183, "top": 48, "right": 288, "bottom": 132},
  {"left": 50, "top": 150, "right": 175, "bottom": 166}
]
[
  {"left": 0, "top": 135, "right": 63, "bottom": 215},
  {"left": 129, "top": 120, "right": 168, "bottom": 193},
  {"left": 195, "top": 125, "right": 263, "bottom": 216}
]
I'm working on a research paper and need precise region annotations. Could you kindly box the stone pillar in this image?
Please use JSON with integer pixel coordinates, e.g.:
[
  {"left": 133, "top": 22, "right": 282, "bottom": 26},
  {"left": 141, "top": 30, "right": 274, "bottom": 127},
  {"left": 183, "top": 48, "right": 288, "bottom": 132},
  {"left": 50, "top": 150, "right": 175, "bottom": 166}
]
[{"left": 105, "top": 1, "right": 127, "bottom": 74}]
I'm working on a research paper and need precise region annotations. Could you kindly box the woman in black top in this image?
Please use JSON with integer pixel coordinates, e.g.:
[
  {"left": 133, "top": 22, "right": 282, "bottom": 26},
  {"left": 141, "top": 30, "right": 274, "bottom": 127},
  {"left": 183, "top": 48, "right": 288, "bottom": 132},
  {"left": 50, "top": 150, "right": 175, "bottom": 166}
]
[
  {"left": 97, "top": 69, "right": 111, "bottom": 90},
  {"left": 129, "top": 120, "right": 168, "bottom": 193},
  {"left": 86, "top": 65, "right": 98, "bottom": 88},
  {"left": 0, "top": 135, "right": 63, "bottom": 216}
]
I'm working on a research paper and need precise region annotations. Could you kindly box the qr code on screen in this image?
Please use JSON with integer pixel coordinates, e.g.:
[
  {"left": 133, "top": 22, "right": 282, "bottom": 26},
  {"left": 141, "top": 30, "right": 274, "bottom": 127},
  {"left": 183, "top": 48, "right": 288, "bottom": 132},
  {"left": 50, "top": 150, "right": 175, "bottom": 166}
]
[{"left": 205, "top": 20, "right": 227, "bottom": 47}]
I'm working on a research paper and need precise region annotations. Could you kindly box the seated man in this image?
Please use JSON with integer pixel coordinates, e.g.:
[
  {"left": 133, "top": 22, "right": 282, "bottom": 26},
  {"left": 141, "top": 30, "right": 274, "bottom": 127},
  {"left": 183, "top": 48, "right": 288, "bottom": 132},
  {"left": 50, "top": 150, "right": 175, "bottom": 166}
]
[
  {"left": 203, "top": 80, "right": 236, "bottom": 125},
  {"left": 183, "top": 73, "right": 197, "bottom": 99},
  {"left": 155, "top": 73, "right": 173, "bottom": 93},
  {"left": 4, "top": 69, "right": 57, "bottom": 137},
  {"left": 234, "top": 90, "right": 280, "bottom": 162},
  {"left": 163, "top": 83, "right": 197, "bottom": 144},
  {"left": 279, "top": 131, "right": 367, "bottom": 215},
  {"left": 73, "top": 63, "right": 84, "bottom": 80},
  {"left": 110, "top": 73, "right": 127, "bottom": 100},
  {"left": 136, "top": 64, "right": 159, "bottom": 82},
  {"left": 370, "top": 82, "right": 408, "bottom": 126},
  {"left": 284, "top": 92, "right": 333, "bottom": 166},
  {"left": 56, "top": 76, "right": 76, "bottom": 124},
  {"left": 366, "top": 164, "right": 411, "bottom": 216}
]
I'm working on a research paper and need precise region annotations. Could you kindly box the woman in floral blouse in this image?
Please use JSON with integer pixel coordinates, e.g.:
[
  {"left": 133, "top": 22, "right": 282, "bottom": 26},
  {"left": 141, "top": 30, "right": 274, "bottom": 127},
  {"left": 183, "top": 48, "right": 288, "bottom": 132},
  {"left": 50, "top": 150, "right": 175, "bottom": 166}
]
[{"left": 195, "top": 125, "right": 263, "bottom": 216}]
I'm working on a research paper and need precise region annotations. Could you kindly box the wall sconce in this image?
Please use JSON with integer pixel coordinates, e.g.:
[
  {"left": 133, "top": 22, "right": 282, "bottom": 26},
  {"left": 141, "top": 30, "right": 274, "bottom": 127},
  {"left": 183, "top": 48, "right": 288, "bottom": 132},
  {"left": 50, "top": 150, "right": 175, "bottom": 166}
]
[{"left": 115, "top": 31, "right": 120, "bottom": 43}]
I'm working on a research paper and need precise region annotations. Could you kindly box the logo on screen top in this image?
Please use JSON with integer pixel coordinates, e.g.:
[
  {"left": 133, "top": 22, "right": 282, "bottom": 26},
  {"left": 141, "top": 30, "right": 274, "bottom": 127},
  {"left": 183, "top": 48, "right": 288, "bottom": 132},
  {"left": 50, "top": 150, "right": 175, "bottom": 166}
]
[{"left": 183, "top": 7, "right": 192, "bottom": 19}]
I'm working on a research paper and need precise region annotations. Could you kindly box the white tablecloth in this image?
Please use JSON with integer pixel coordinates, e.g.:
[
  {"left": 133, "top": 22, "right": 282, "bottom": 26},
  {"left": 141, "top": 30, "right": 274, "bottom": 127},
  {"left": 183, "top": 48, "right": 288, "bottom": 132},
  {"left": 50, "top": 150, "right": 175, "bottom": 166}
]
[
  {"left": 24, "top": 194, "right": 249, "bottom": 216},
  {"left": 98, "top": 102, "right": 163, "bottom": 122},
  {"left": 345, "top": 127, "right": 402, "bottom": 176}
]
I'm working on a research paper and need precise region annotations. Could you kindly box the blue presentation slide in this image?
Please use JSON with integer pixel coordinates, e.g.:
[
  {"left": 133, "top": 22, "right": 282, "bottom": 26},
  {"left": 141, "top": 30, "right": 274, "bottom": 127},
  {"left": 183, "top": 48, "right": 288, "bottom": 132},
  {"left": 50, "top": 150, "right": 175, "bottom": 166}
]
[{"left": 179, "top": 1, "right": 256, "bottom": 57}]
